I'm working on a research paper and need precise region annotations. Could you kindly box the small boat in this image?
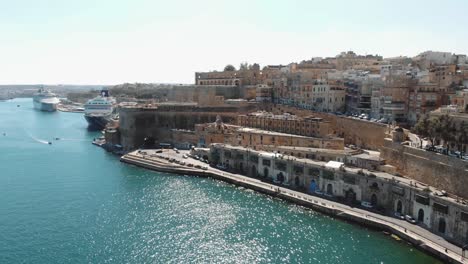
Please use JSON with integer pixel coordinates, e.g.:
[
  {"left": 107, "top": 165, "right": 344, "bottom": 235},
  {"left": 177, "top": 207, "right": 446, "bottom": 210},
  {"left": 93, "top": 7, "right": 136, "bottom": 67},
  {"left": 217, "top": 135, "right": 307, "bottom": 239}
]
[
  {"left": 391, "top": 234, "right": 401, "bottom": 241},
  {"left": 17, "top": 105, "right": 20, "bottom": 107},
  {"left": 55, "top": 137, "right": 60, "bottom": 140},
  {"left": 48, "top": 142, "right": 52, "bottom": 145}
]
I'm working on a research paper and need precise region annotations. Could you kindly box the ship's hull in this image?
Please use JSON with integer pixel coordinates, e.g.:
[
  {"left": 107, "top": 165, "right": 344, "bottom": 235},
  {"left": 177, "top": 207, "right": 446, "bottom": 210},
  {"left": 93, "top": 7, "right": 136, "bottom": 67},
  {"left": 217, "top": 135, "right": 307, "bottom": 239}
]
[
  {"left": 33, "top": 100, "right": 58, "bottom": 112},
  {"left": 84, "top": 114, "right": 111, "bottom": 130}
]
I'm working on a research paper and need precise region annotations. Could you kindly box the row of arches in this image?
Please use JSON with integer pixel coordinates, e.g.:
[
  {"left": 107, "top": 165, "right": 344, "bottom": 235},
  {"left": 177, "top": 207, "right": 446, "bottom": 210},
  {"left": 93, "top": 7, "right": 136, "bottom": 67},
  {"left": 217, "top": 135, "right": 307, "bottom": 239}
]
[
  {"left": 198, "top": 79, "right": 240, "bottom": 86},
  {"left": 248, "top": 169, "right": 450, "bottom": 235}
]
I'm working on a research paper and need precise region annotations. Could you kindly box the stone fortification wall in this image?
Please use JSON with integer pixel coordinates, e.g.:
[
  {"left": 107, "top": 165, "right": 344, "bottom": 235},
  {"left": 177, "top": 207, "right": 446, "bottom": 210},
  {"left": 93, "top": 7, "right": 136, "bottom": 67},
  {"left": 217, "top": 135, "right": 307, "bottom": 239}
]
[
  {"left": 119, "top": 104, "right": 256, "bottom": 151},
  {"left": 381, "top": 138, "right": 468, "bottom": 199},
  {"left": 268, "top": 104, "right": 388, "bottom": 150},
  {"left": 167, "top": 85, "right": 241, "bottom": 105}
]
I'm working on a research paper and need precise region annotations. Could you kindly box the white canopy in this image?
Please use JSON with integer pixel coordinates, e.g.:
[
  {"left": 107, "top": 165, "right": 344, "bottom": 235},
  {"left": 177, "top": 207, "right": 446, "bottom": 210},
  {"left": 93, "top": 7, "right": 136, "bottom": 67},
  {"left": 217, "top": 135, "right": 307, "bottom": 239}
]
[{"left": 325, "top": 161, "right": 344, "bottom": 170}]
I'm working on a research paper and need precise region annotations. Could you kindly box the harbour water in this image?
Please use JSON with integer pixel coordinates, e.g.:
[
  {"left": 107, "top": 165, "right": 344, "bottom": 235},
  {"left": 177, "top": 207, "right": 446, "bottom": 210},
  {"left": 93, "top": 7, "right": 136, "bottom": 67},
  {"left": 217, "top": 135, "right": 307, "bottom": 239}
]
[{"left": 0, "top": 98, "right": 440, "bottom": 263}]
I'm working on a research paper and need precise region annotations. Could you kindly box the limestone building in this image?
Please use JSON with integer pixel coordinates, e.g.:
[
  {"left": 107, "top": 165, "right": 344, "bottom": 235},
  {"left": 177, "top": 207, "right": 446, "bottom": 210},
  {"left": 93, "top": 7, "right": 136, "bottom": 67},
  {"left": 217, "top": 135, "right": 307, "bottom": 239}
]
[
  {"left": 210, "top": 143, "right": 468, "bottom": 246},
  {"left": 238, "top": 111, "right": 332, "bottom": 138}
]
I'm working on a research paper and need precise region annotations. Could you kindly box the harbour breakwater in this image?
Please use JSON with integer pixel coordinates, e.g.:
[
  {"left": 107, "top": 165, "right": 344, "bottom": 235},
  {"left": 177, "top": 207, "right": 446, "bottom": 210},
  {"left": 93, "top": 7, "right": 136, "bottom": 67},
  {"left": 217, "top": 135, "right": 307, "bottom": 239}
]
[{"left": 121, "top": 151, "right": 467, "bottom": 264}]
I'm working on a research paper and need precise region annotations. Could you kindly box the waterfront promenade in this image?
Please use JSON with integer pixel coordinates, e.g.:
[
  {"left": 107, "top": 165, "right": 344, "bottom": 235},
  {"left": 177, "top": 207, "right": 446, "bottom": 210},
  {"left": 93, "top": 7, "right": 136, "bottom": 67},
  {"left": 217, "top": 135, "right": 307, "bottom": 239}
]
[{"left": 121, "top": 149, "right": 467, "bottom": 264}]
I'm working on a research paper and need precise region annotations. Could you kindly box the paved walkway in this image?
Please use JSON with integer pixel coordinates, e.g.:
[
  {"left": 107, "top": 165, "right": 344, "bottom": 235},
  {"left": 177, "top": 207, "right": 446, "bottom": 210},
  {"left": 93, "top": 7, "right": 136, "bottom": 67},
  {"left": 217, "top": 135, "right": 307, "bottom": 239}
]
[{"left": 123, "top": 150, "right": 467, "bottom": 264}]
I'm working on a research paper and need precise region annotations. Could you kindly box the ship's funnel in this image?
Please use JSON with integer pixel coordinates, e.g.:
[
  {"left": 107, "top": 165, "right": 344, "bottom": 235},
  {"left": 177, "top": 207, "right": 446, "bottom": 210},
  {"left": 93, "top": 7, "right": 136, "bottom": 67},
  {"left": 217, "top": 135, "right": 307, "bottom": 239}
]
[{"left": 101, "top": 89, "right": 109, "bottom": 97}]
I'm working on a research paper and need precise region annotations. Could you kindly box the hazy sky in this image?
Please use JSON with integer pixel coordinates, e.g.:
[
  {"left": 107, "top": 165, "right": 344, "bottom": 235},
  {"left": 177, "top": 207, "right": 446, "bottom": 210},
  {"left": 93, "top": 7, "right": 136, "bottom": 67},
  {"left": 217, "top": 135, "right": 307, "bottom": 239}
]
[{"left": 1, "top": 0, "right": 467, "bottom": 85}]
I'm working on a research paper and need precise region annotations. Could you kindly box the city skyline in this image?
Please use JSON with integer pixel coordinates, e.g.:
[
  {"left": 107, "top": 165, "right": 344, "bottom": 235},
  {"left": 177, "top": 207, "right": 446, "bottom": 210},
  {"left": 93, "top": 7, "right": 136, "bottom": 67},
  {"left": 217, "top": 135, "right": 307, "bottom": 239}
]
[{"left": 1, "top": 0, "right": 467, "bottom": 85}]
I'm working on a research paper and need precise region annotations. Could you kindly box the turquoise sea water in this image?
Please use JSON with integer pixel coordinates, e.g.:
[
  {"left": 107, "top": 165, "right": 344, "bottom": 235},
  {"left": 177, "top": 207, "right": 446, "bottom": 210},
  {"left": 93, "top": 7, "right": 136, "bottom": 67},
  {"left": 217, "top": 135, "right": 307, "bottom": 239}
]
[{"left": 0, "top": 98, "right": 440, "bottom": 264}]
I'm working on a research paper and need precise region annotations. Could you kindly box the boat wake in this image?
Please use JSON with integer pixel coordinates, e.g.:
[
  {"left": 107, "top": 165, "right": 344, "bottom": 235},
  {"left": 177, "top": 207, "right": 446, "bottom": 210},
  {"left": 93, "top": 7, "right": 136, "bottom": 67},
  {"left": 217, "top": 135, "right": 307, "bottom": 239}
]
[
  {"left": 55, "top": 138, "right": 88, "bottom": 142},
  {"left": 26, "top": 132, "right": 50, "bottom": 145}
]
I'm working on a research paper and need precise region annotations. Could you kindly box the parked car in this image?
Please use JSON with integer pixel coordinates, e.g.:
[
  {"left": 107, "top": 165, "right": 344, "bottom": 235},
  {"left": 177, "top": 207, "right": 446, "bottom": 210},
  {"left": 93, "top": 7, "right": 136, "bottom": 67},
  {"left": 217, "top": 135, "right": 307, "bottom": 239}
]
[
  {"left": 425, "top": 145, "right": 435, "bottom": 151},
  {"left": 405, "top": 215, "right": 417, "bottom": 224},
  {"left": 216, "top": 164, "right": 227, "bottom": 170},
  {"left": 361, "top": 201, "right": 373, "bottom": 209},
  {"left": 187, "top": 163, "right": 194, "bottom": 167},
  {"left": 182, "top": 154, "right": 188, "bottom": 159},
  {"left": 394, "top": 212, "right": 405, "bottom": 220},
  {"left": 201, "top": 166, "right": 208, "bottom": 170}
]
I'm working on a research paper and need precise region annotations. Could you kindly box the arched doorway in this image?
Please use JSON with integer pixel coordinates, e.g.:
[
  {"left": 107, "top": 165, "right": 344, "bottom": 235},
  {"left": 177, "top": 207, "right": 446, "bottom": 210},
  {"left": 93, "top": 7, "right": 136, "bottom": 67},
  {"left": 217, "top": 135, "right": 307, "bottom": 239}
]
[
  {"left": 263, "top": 168, "right": 269, "bottom": 178},
  {"left": 438, "top": 218, "right": 446, "bottom": 234},
  {"left": 371, "top": 194, "right": 378, "bottom": 206},
  {"left": 294, "top": 177, "right": 300, "bottom": 187},
  {"left": 277, "top": 172, "right": 285, "bottom": 184},
  {"left": 239, "top": 162, "right": 244, "bottom": 173},
  {"left": 309, "top": 180, "right": 317, "bottom": 193},
  {"left": 396, "top": 200, "right": 403, "bottom": 214},
  {"left": 345, "top": 189, "right": 357, "bottom": 204},
  {"left": 418, "top": 209, "right": 424, "bottom": 222},
  {"left": 251, "top": 166, "right": 257, "bottom": 177},
  {"left": 326, "top": 184, "right": 333, "bottom": 195}
]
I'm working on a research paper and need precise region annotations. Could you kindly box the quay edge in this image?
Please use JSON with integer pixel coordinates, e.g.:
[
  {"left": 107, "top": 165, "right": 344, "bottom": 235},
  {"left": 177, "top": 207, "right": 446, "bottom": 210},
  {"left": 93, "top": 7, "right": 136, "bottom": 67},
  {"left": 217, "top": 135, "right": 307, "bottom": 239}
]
[{"left": 120, "top": 152, "right": 466, "bottom": 264}]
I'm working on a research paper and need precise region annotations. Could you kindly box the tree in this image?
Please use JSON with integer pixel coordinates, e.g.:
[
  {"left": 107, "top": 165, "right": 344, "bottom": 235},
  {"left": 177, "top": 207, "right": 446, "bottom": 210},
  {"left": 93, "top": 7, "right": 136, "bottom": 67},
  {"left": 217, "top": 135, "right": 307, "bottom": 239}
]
[
  {"left": 413, "top": 115, "right": 430, "bottom": 146},
  {"left": 224, "top": 64, "right": 236, "bottom": 71},
  {"left": 239, "top": 62, "right": 249, "bottom": 71},
  {"left": 413, "top": 115, "right": 441, "bottom": 146},
  {"left": 437, "top": 114, "right": 454, "bottom": 151}
]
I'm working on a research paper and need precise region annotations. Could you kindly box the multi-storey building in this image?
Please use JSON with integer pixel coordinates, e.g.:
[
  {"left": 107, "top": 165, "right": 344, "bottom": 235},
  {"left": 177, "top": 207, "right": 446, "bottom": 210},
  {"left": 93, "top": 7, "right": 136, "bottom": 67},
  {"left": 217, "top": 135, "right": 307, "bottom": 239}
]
[
  {"left": 335, "top": 51, "right": 383, "bottom": 72},
  {"left": 195, "top": 63, "right": 279, "bottom": 87},
  {"left": 429, "top": 64, "right": 463, "bottom": 89},
  {"left": 379, "top": 76, "right": 417, "bottom": 123},
  {"left": 407, "top": 83, "right": 446, "bottom": 124},
  {"left": 284, "top": 75, "right": 346, "bottom": 112},
  {"left": 238, "top": 111, "right": 332, "bottom": 138},
  {"left": 255, "top": 84, "right": 273, "bottom": 102}
]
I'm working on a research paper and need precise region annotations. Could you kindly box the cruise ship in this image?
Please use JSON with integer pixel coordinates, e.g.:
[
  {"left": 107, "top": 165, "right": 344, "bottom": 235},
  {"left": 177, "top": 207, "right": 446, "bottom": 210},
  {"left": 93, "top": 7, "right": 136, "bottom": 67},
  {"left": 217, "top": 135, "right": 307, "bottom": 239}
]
[
  {"left": 33, "top": 88, "right": 60, "bottom": 112},
  {"left": 84, "top": 89, "right": 116, "bottom": 130}
]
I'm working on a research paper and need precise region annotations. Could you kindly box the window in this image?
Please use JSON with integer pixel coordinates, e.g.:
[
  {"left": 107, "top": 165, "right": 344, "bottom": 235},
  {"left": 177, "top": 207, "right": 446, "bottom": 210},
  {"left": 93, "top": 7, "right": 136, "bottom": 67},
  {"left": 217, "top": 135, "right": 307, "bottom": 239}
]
[
  {"left": 262, "top": 159, "right": 271, "bottom": 166},
  {"left": 433, "top": 203, "right": 449, "bottom": 214},
  {"left": 322, "top": 170, "right": 334, "bottom": 180},
  {"left": 250, "top": 155, "right": 258, "bottom": 163},
  {"left": 293, "top": 165, "right": 304, "bottom": 174},
  {"left": 275, "top": 161, "right": 286, "bottom": 171},
  {"left": 415, "top": 194, "right": 429, "bottom": 205},
  {"left": 343, "top": 174, "right": 356, "bottom": 184},
  {"left": 308, "top": 168, "right": 320, "bottom": 175}
]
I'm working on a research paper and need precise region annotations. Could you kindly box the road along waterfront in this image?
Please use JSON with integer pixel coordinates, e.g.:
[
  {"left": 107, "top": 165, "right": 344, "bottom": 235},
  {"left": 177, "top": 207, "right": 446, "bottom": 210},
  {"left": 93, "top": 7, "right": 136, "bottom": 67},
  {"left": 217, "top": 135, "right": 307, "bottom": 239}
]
[
  {"left": 121, "top": 149, "right": 466, "bottom": 264},
  {"left": 0, "top": 98, "right": 442, "bottom": 263}
]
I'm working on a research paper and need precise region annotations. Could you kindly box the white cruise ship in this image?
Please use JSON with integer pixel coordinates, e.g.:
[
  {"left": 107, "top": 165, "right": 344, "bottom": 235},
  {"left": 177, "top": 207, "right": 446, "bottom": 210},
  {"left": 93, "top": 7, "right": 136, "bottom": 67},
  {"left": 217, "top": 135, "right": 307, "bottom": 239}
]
[
  {"left": 84, "top": 89, "right": 116, "bottom": 130},
  {"left": 33, "top": 88, "right": 60, "bottom": 112}
]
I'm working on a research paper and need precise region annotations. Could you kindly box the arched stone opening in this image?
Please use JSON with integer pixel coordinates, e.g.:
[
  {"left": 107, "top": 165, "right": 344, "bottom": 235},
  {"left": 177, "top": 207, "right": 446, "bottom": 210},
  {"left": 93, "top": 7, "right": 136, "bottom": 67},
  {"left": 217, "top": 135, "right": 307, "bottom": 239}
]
[
  {"left": 438, "top": 218, "right": 446, "bottom": 234},
  {"left": 396, "top": 200, "right": 403, "bottom": 214},
  {"left": 371, "top": 194, "right": 378, "bottom": 207},
  {"left": 294, "top": 176, "right": 300, "bottom": 187},
  {"left": 345, "top": 189, "right": 356, "bottom": 204},
  {"left": 251, "top": 165, "right": 257, "bottom": 177},
  {"left": 326, "top": 184, "right": 333, "bottom": 195},
  {"left": 277, "top": 172, "right": 285, "bottom": 184},
  {"left": 309, "top": 179, "right": 317, "bottom": 193},
  {"left": 418, "top": 209, "right": 424, "bottom": 222}
]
